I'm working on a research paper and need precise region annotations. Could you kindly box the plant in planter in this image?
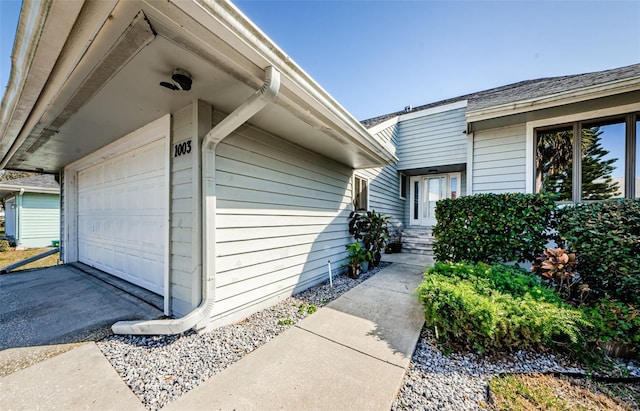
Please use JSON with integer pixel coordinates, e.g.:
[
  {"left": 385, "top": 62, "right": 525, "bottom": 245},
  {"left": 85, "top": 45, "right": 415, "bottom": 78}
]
[
  {"left": 348, "top": 210, "right": 390, "bottom": 268},
  {"left": 345, "top": 242, "right": 370, "bottom": 279},
  {"left": 386, "top": 227, "right": 403, "bottom": 254}
]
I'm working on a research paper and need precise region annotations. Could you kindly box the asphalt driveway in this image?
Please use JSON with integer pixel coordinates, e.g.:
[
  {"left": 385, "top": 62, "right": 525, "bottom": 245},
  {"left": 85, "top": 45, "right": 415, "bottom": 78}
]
[{"left": 0, "top": 264, "right": 163, "bottom": 350}]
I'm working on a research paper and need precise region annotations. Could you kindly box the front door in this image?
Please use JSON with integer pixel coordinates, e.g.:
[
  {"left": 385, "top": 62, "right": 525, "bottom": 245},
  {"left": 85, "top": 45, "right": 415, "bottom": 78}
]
[{"left": 409, "top": 173, "right": 460, "bottom": 226}]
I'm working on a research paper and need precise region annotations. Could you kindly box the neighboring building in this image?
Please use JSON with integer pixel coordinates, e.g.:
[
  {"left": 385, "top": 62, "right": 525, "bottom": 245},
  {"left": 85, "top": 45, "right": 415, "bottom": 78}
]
[
  {"left": 0, "top": 1, "right": 396, "bottom": 334},
  {"left": 0, "top": 175, "right": 60, "bottom": 248},
  {"left": 359, "top": 63, "right": 640, "bottom": 254}
]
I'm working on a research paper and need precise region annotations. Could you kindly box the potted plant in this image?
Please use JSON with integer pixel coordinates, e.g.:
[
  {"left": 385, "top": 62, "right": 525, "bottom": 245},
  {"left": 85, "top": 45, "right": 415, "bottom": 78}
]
[
  {"left": 345, "top": 242, "right": 370, "bottom": 279},
  {"left": 386, "top": 227, "right": 402, "bottom": 254},
  {"left": 348, "top": 210, "right": 390, "bottom": 268}
]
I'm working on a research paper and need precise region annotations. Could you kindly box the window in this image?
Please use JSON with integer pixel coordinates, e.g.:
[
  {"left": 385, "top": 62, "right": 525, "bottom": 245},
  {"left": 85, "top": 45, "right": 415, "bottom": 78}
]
[
  {"left": 353, "top": 175, "right": 368, "bottom": 211},
  {"left": 535, "top": 113, "right": 638, "bottom": 201},
  {"left": 636, "top": 119, "right": 640, "bottom": 199},
  {"left": 399, "top": 173, "right": 407, "bottom": 199}
]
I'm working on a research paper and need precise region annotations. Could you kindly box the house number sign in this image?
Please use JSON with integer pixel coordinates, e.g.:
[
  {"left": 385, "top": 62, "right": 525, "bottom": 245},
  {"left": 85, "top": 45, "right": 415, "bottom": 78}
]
[{"left": 174, "top": 140, "right": 192, "bottom": 157}]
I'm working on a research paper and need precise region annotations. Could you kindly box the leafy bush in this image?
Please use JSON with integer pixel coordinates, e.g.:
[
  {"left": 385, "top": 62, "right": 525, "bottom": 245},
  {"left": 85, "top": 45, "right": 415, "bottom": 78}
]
[
  {"left": 348, "top": 210, "right": 389, "bottom": 267},
  {"left": 556, "top": 199, "right": 640, "bottom": 303},
  {"left": 0, "top": 240, "right": 9, "bottom": 252},
  {"left": 579, "top": 298, "right": 640, "bottom": 346},
  {"left": 433, "top": 193, "right": 556, "bottom": 263},
  {"left": 416, "top": 262, "right": 585, "bottom": 351}
]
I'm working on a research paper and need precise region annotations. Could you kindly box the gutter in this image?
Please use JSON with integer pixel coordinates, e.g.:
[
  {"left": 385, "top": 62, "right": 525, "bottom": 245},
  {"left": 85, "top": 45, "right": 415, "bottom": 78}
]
[{"left": 112, "top": 66, "right": 281, "bottom": 335}]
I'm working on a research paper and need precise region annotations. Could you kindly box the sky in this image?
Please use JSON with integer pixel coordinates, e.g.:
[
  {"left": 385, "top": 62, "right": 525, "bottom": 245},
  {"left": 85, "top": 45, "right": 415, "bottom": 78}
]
[{"left": 1, "top": 0, "right": 639, "bottom": 121}]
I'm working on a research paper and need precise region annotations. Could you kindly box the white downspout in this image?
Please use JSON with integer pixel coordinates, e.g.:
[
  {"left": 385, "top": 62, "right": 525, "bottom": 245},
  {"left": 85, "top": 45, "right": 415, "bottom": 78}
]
[{"left": 112, "top": 66, "right": 281, "bottom": 335}]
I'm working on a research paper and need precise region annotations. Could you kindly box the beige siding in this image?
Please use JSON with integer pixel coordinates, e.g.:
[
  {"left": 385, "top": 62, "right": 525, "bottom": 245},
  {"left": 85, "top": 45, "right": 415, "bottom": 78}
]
[
  {"left": 472, "top": 124, "right": 527, "bottom": 193},
  {"left": 397, "top": 107, "right": 467, "bottom": 170},
  {"left": 211, "top": 124, "right": 352, "bottom": 326}
]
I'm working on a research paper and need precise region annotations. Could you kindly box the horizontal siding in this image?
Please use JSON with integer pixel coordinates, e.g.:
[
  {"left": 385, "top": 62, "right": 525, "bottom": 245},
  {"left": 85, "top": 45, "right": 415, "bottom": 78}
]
[
  {"left": 20, "top": 193, "right": 60, "bottom": 248},
  {"left": 359, "top": 123, "right": 405, "bottom": 228},
  {"left": 472, "top": 124, "right": 526, "bottom": 194},
  {"left": 169, "top": 103, "right": 199, "bottom": 316},
  {"left": 211, "top": 124, "right": 353, "bottom": 326},
  {"left": 397, "top": 107, "right": 467, "bottom": 170}
]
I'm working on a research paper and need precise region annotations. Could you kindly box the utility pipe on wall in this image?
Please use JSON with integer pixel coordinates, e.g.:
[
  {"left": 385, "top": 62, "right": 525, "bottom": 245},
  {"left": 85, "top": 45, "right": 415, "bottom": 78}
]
[{"left": 112, "top": 66, "right": 281, "bottom": 335}]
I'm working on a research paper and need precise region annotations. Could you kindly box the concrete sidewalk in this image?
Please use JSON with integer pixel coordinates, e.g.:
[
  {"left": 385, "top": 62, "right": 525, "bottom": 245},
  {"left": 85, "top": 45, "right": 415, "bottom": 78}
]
[
  {"left": 165, "top": 256, "right": 428, "bottom": 410},
  {"left": 0, "top": 254, "right": 429, "bottom": 411}
]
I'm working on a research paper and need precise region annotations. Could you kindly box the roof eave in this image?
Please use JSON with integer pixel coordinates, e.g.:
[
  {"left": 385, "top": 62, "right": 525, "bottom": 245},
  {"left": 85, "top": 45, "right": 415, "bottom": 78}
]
[
  {"left": 177, "top": 0, "right": 397, "bottom": 166},
  {"left": 466, "top": 77, "right": 640, "bottom": 123}
]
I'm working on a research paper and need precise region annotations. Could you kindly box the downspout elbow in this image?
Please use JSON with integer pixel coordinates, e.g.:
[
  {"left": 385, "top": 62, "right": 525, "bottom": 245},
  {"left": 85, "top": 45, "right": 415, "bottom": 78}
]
[{"left": 112, "top": 66, "right": 281, "bottom": 335}]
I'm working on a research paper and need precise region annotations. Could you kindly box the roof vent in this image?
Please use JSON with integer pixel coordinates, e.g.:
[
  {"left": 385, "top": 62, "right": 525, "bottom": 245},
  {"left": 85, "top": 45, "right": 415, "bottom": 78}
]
[{"left": 404, "top": 105, "right": 412, "bottom": 112}]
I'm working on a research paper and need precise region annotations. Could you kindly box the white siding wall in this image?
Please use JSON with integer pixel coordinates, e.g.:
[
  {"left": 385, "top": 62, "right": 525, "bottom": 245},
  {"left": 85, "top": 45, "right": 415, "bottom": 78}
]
[
  {"left": 210, "top": 122, "right": 353, "bottom": 327},
  {"left": 20, "top": 193, "right": 60, "bottom": 248},
  {"left": 397, "top": 107, "right": 467, "bottom": 170},
  {"left": 472, "top": 124, "right": 527, "bottom": 193},
  {"left": 169, "top": 101, "right": 209, "bottom": 316}
]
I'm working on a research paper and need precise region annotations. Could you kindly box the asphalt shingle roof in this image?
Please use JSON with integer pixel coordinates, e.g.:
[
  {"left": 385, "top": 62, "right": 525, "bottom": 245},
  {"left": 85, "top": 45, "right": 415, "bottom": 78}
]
[
  {"left": 0, "top": 174, "right": 59, "bottom": 191},
  {"left": 361, "top": 63, "right": 640, "bottom": 129}
]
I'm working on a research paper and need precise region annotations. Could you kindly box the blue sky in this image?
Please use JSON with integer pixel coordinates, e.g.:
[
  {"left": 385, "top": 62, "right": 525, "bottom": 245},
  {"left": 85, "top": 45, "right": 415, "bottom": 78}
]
[{"left": 1, "top": 0, "right": 639, "bottom": 121}]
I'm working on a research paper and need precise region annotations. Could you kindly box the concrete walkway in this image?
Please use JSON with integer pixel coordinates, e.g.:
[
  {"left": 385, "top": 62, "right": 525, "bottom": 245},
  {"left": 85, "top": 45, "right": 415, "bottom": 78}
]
[
  {"left": 166, "top": 254, "right": 429, "bottom": 410},
  {"left": 0, "top": 254, "right": 430, "bottom": 411}
]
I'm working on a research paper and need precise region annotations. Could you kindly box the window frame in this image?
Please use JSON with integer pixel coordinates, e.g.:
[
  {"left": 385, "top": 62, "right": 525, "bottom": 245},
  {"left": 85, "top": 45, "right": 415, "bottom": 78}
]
[
  {"left": 526, "top": 102, "right": 640, "bottom": 202},
  {"left": 399, "top": 173, "right": 407, "bottom": 200},
  {"left": 353, "top": 174, "right": 369, "bottom": 211}
]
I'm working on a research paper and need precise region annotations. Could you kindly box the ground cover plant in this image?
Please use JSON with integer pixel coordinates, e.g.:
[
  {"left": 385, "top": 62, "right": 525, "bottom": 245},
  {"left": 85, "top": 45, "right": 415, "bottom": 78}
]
[{"left": 416, "top": 262, "right": 584, "bottom": 352}]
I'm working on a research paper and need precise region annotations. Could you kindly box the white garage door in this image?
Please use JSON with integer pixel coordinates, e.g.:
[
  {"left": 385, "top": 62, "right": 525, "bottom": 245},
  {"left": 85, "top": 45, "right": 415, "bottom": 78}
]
[{"left": 77, "top": 138, "right": 166, "bottom": 295}]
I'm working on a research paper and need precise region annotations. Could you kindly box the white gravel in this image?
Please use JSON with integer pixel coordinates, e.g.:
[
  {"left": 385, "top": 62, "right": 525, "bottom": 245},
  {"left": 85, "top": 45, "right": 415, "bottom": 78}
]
[
  {"left": 97, "top": 264, "right": 387, "bottom": 410},
  {"left": 392, "top": 328, "right": 640, "bottom": 410}
]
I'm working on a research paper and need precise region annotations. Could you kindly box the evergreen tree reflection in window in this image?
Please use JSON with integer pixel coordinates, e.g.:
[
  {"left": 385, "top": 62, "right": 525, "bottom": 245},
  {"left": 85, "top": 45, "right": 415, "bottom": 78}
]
[{"left": 536, "top": 126, "right": 574, "bottom": 201}]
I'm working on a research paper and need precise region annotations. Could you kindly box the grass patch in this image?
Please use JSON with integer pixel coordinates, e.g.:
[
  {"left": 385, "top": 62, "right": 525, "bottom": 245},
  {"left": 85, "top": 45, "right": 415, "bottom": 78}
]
[
  {"left": 489, "top": 373, "right": 639, "bottom": 410},
  {"left": 0, "top": 248, "right": 60, "bottom": 272}
]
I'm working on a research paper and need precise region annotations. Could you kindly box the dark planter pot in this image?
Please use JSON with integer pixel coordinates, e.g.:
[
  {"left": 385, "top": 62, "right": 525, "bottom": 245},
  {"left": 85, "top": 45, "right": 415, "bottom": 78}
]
[
  {"left": 386, "top": 242, "right": 402, "bottom": 254},
  {"left": 347, "top": 264, "right": 361, "bottom": 279},
  {"left": 372, "top": 251, "right": 382, "bottom": 267}
]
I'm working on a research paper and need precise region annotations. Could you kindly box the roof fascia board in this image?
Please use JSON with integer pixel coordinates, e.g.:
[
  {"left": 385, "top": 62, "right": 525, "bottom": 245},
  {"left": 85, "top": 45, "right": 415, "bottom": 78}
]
[
  {"left": 367, "top": 117, "right": 399, "bottom": 135},
  {"left": 167, "top": 0, "right": 397, "bottom": 165},
  {"left": 0, "top": 0, "right": 86, "bottom": 160},
  {"left": 399, "top": 99, "right": 468, "bottom": 122},
  {"left": 467, "top": 78, "right": 640, "bottom": 123}
]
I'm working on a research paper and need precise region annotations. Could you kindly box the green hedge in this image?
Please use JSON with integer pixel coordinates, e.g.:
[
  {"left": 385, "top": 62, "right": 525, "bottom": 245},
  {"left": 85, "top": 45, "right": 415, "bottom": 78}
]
[
  {"left": 416, "top": 262, "right": 585, "bottom": 351},
  {"left": 433, "top": 193, "right": 556, "bottom": 263},
  {"left": 556, "top": 199, "right": 640, "bottom": 303}
]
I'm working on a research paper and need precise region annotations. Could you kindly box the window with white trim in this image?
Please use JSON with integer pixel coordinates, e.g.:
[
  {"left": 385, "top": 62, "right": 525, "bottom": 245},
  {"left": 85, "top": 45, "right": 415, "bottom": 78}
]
[
  {"left": 535, "top": 113, "right": 638, "bottom": 201},
  {"left": 399, "top": 173, "right": 407, "bottom": 199},
  {"left": 353, "top": 175, "right": 369, "bottom": 211}
]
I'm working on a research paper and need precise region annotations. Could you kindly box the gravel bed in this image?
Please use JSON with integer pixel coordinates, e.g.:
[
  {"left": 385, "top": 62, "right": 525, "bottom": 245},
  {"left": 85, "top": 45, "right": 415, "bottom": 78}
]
[
  {"left": 393, "top": 327, "right": 640, "bottom": 410},
  {"left": 97, "top": 263, "right": 388, "bottom": 411}
]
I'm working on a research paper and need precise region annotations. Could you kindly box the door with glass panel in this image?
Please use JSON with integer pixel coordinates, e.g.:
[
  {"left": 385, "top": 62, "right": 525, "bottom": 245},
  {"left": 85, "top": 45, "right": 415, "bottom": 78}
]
[{"left": 409, "top": 173, "right": 460, "bottom": 226}]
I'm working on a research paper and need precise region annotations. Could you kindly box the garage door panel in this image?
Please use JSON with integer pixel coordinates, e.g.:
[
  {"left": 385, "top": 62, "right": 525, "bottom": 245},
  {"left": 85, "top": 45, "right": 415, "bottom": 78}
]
[{"left": 78, "top": 138, "right": 166, "bottom": 295}]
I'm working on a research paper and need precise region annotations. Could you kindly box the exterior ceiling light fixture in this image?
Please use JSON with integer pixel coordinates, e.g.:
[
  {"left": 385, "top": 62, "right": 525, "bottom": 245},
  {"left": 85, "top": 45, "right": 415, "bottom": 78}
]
[{"left": 159, "top": 68, "right": 192, "bottom": 91}]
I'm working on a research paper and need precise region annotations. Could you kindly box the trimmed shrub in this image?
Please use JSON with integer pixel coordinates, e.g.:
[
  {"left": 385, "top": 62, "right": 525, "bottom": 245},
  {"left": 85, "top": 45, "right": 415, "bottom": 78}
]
[
  {"left": 0, "top": 240, "right": 9, "bottom": 252},
  {"left": 556, "top": 199, "right": 640, "bottom": 303},
  {"left": 416, "top": 262, "right": 585, "bottom": 351},
  {"left": 433, "top": 193, "right": 556, "bottom": 263}
]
